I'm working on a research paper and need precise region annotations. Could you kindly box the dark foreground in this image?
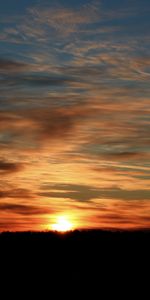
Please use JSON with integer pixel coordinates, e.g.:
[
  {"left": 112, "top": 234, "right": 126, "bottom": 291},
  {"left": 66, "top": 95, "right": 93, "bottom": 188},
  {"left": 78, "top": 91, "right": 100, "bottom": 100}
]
[{"left": 0, "top": 230, "right": 150, "bottom": 294}]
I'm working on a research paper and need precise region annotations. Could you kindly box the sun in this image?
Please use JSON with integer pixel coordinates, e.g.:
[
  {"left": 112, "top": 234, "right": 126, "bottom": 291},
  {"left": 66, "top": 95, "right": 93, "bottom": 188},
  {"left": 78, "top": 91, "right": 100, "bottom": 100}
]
[{"left": 51, "top": 216, "right": 73, "bottom": 232}]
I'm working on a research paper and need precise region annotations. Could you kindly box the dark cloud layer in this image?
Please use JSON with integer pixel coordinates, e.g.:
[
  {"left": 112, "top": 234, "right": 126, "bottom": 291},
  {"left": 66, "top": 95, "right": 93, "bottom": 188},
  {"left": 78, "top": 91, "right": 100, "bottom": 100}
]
[
  {"left": 39, "top": 184, "right": 101, "bottom": 202},
  {"left": 0, "top": 58, "right": 29, "bottom": 72},
  {"left": 0, "top": 160, "right": 23, "bottom": 173},
  {"left": 0, "top": 104, "right": 89, "bottom": 150},
  {"left": 0, "top": 203, "right": 50, "bottom": 215},
  {"left": 0, "top": 74, "right": 73, "bottom": 88},
  {"left": 0, "top": 189, "right": 33, "bottom": 199},
  {"left": 40, "top": 184, "right": 150, "bottom": 202}
]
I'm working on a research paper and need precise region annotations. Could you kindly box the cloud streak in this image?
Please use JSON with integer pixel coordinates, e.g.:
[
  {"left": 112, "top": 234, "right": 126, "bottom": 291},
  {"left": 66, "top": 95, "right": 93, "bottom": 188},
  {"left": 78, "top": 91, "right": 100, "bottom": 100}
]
[
  {"left": 0, "top": 189, "right": 33, "bottom": 199},
  {"left": 0, "top": 203, "right": 50, "bottom": 215},
  {"left": 40, "top": 183, "right": 150, "bottom": 202},
  {"left": 0, "top": 160, "right": 23, "bottom": 173}
]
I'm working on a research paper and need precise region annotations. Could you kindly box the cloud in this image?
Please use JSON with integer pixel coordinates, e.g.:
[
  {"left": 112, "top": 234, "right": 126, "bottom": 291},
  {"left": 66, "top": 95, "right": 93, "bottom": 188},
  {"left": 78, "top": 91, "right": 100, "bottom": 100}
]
[
  {"left": 0, "top": 59, "right": 75, "bottom": 89},
  {"left": 0, "top": 203, "right": 50, "bottom": 215},
  {"left": 26, "top": 1, "right": 101, "bottom": 38},
  {"left": 95, "top": 199, "right": 150, "bottom": 229},
  {"left": 1, "top": 72, "right": 74, "bottom": 89},
  {"left": 0, "top": 58, "right": 29, "bottom": 73},
  {"left": 113, "top": 189, "right": 150, "bottom": 201},
  {"left": 0, "top": 108, "right": 74, "bottom": 150},
  {"left": 0, "top": 159, "right": 23, "bottom": 173},
  {"left": 95, "top": 151, "right": 150, "bottom": 162},
  {"left": 0, "top": 102, "right": 91, "bottom": 151},
  {"left": 58, "top": 54, "right": 150, "bottom": 82},
  {"left": 0, "top": 188, "right": 33, "bottom": 199},
  {"left": 2, "top": 0, "right": 146, "bottom": 44},
  {"left": 0, "top": 1, "right": 101, "bottom": 45},
  {"left": 39, "top": 183, "right": 102, "bottom": 202},
  {"left": 39, "top": 183, "right": 150, "bottom": 202}
]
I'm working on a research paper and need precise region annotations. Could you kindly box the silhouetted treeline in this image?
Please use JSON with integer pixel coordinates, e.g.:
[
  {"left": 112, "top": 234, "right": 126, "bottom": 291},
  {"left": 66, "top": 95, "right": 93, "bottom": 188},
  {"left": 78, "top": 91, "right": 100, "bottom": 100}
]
[
  {"left": 0, "top": 229, "right": 150, "bottom": 245},
  {"left": 0, "top": 230, "right": 149, "bottom": 291}
]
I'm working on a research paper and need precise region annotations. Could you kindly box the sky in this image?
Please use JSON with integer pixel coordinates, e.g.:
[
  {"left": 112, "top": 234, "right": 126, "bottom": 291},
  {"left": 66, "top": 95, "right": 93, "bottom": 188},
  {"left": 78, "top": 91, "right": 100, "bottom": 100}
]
[{"left": 0, "top": 0, "right": 150, "bottom": 231}]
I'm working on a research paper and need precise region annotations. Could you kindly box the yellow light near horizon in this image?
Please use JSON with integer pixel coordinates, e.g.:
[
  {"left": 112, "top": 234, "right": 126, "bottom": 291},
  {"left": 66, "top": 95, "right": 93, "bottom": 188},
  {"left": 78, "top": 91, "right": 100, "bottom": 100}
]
[{"left": 51, "top": 216, "right": 73, "bottom": 232}]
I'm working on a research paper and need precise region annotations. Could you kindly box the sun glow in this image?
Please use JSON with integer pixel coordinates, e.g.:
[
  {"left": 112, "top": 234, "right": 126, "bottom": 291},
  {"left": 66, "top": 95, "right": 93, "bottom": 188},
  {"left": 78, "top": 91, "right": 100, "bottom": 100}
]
[{"left": 52, "top": 216, "right": 73, "bottom": 232}]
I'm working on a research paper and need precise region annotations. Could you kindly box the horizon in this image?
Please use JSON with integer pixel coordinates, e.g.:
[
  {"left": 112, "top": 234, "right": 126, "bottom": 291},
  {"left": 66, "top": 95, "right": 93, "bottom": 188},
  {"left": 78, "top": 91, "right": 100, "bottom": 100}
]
[{"left": 1, "top": 227, "right": 150, "bottom": 234}]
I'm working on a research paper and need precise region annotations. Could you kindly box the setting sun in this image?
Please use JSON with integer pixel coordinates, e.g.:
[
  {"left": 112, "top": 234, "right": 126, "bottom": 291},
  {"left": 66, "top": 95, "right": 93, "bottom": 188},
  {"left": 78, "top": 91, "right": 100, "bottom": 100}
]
[{"left": 51, "top": 216, "right": 73, "bottom": 232}]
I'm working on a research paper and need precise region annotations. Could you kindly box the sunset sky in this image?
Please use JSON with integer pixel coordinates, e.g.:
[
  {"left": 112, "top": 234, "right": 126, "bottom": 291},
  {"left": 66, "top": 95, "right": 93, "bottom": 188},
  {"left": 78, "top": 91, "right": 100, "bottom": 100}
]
[{"left": 0, "top": 0, "right": 150, "bottom": 231}]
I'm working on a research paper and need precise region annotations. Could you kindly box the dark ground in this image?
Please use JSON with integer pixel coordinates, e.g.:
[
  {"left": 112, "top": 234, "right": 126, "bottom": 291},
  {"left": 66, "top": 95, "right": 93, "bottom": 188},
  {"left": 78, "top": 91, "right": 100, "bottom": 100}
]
[{"left": 0, "top": 230, "right": 149, "bottom": 295}]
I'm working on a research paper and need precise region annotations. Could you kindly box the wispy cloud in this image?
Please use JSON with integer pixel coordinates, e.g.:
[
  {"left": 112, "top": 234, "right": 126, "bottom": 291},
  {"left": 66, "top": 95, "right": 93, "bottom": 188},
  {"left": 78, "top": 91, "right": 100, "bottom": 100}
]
[
  {"left": 0, "top": 203, "right": 50, "bottom": 215},
  {"left": 39, "top": 183, "right": 150, "bottom": 202},
  {"left": 0, "top": 188, "right": 34, "bottom": 199}
]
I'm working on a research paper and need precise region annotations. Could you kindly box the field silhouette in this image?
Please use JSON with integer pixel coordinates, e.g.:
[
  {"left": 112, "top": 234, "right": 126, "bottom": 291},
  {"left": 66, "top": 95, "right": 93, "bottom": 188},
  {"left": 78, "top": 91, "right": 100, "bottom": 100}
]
[{"left": 0, "top": 230, "right": 149, "bottom": 293}]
